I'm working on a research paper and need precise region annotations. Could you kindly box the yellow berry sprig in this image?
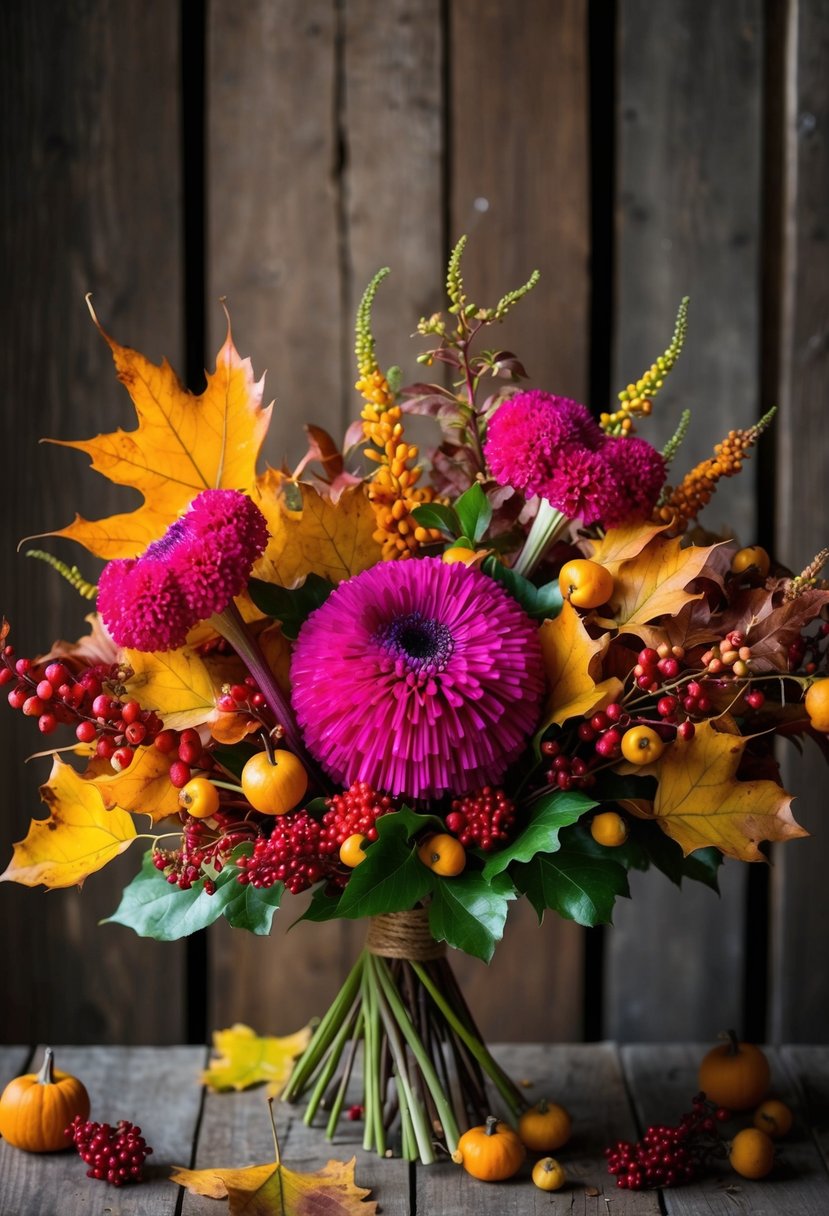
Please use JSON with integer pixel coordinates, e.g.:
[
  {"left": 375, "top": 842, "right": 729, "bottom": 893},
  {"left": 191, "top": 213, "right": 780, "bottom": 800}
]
[
  {"left": 654, "top": 407, "right": 777, "bottom": 532},
  {"left": 355, "top": 270, "right": 443, "bottom": 561},
  {"left": 784, "top": 547, "right": 829, "bottom": 601},
  {"left": 602, "top": 297, "right": 689, "bottom": 435}
]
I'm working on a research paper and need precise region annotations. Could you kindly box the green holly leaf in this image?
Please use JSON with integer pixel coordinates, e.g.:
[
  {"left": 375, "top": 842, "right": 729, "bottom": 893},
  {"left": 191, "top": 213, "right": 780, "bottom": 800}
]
[
  {"left": 483, "top": 790, "right": 596, "bottom": 879},
  {"left": 635, "top": 820, "right": 722, "bottom": 890},
  {"left": 335, "top": 808, "right": 436, "bottom": 920},
  {"left": 248, "top": 573, "right": 334, "bottom": 639},
  {"left": 482, "top": 556, "right": 564, "bottom": 620},
  {"left": 427, "top": 870, "right": 516, "bottom": 962},
  {"left": 559, "top": 821, "right": 651, "bottom": 873},
  {"left": 455, "top": 483, "right": 492, "bottom": 544},
  {"left": 411, "top": 502, "right": 462, "bottom": 538},
  {"left": 297, "top": 884, "right": 344, "bottom": 923},
  {"left": 514, "top": 850, "right": 629, "bottom": 927},
  {"left": 103, "top": 850, "right": 283, "bottom": 941}
]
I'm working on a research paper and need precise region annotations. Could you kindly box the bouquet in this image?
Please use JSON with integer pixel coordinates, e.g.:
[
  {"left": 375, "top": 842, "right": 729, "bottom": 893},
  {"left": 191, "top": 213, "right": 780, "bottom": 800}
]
[{"left": 2, "top": 238, "right": 826, "bottom": 1164}]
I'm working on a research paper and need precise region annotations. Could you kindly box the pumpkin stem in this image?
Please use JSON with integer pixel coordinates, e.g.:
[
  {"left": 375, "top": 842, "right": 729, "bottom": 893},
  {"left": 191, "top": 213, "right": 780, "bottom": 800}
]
[
  {"left": 37, "top": 1046, "right": 56, "bottom": 1085},
  {"left": 485, "top": 1115, "right": 499, "bottom": 1136},
  {"left": 726, "top": 1029, "right": 740, "bottom": 1056},
  {"left": 537, "top": 1098, "right": 549, "bottom": 1114}
]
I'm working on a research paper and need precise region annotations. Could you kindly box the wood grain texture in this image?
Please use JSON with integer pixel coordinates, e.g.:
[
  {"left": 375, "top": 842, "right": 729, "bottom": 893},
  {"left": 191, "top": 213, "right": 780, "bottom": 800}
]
[
  {"left": 0, "top": 0, "right": 186, "bottom": 1046},
  {"left": 206, "top": 0, "right": 342, "bottom": 470},
  {"left": 416, "top": 1043, "right": 661, "bottom": 1215},
  {"left": 0, "top": 1046, "right": 205, "bottom": 1216},
  {"left": 770, "top": 0, "right": 829, "bottom": 1044},
  {"left": 449, "top": 0, "right": 590, "bottom": 1043},
  {"left": 0, "top": 1048, "right": 31, "bottom": 1089},
  {"left": 606, "top": 0, "right": 765, "bottom": 1042},
  {"left": 622, "top": 1043, "right": 829, "bottom": 1214},
  {"left": 781, "top": 1045, "right": 829, "bottom": 1169}
]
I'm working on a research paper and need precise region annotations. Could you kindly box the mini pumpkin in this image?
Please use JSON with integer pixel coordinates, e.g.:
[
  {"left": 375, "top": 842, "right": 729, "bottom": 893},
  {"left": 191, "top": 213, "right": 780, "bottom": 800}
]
[
  {"left": 518, "top": 1098, "right": 572, "bottom": 1152},
  {"left": 698, "top": 1031, "right": 770, "bottom": 1111},
  {"left": 0, "top": 1047, "right": 90, "bottom": 1152},
  {"left": 452, "top": 1115, "right": 526, "bottom": 1181}
]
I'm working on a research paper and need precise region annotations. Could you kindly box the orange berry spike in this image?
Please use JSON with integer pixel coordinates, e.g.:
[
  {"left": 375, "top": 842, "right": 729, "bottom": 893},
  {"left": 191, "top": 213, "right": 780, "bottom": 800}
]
[{"left": 654, "top": 406, "right": 777, "bottom": 532}]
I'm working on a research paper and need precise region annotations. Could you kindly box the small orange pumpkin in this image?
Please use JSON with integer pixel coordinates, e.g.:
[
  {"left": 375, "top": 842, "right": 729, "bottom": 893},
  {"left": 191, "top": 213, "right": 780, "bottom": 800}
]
[
  {"left": 698, "top": 1031, "right": 770, "bottom": 1111},
  {"left": 518, "top": 1098, "right": 572, "bottom": 1152},
  {"left": 0, "top": 1047, "right": 90, "bottom": 1151},
  {"left": 452, "top": 1115, "right": 526, "bottom": 1181}
]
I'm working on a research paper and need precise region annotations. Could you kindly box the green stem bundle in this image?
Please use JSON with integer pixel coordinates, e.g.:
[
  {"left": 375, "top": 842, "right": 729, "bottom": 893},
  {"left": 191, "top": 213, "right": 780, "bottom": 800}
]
[{"left": 281, "top": 943, "right": 527, "bottom": 1164}]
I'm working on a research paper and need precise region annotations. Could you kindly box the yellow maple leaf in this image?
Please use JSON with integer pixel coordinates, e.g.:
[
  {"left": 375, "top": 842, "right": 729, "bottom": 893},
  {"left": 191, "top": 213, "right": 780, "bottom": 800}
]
[
  {"left": 539, "top": 601, "right": 624, "bottom": 728},
  {"left": 42, "top": 307, "right": 272, "bottom": 559},
  {"left": 606, "top": 533, "right": 723, "bottom": 631},
  {"left": 123, "top": 646, "right": 226, "bottom": 732},
  {"left": 0, "top": 758, "right": 136, "bottom": 888},
  {"left": 202, "top": 1024, "right": 312, "bottom": 1096},
  {"left": 647, "top": 720, "right": 808, "bottom": 860},
  {"left": 252, "top": 470, "right": 381, "bottom": 587},
  {"left": 588, "top": 521, "right": 671, "bottom": 568},
  {"left": 93, "top": 746, "right": 180, "bottom": 823},
  {"left": 173, "top": 1156, "right": 377, "bottom": 1216}
]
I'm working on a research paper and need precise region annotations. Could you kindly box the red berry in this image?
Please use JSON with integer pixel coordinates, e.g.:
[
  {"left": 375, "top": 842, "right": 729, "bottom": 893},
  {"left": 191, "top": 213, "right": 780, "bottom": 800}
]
[
  {"left": 76, "top": 720, "right": 97, "bottom": 743},
  {"left": 745, "top": 689, "right": 765, "bottom": 710},
  {"left": 35, "top": 679, "right": 54, "bottom": 700},
  {"left": 178, "top": 739, "right": 201, "bottom": 764},
  {"left": 7, "top": 685, "right": 28, "bottom": 710},
  {"left": 154, "top": 729, "right": 178, "bottom": 754},
  {"left": 125, "top": 722, "right": 147, "bottom": 745},
  {"left": 38, "top": 713, "right": 58, "bottom": 734},
  {"left": 111, "top": 746, "right": 134, "bottom": 772},
  {"left": 0, "top": 667, "right": 13, "bottom": 686},
  {"left": 121, "top": 700, "right": 141, "bottom": 724},
  {"left": 677, "top": 721, "right": 695, "bottom": 741},
  {"left": 22, "top": 695, "right": 45, "bottom": 717},
  {"left": 44, "top": 661, "right": 70, "bottom": 687},
  {"left": 169, "top": 760, "right": 191, "bottom": 788}
]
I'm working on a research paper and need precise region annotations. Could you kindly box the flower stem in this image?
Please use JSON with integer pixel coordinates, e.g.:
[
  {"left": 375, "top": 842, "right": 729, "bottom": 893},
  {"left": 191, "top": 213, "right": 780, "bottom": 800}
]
[
  {"left": 512, "top": 499, "right": 569, "bottom": 578},
  {"left": 411, "top": 961, "right": 525, "bottom": 1119},
  {"left": 210, "top": 600, "right": 307, "bottom": 759}
]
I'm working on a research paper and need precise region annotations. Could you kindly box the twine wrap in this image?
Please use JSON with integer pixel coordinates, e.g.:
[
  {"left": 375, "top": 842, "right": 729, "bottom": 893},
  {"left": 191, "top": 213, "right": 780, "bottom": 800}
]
[{"left": 366, "top": 908, "right": 446, "bottom": 961}]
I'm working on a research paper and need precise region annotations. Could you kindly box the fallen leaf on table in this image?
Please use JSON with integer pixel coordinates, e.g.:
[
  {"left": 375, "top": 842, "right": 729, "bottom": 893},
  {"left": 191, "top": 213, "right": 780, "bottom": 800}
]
[
  {"left": 202, "top": 1023, "right": 312, "bottom": 1095},
  {"left": 173, "top": 1156, "right": 377, "bottom": 1216}
]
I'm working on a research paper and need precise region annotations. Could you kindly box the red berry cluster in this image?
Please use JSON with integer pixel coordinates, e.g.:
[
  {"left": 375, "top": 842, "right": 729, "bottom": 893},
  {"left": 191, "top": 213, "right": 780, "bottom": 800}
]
[
  {"left": 153, "top": 809, "right": 255, "bottom": 892},
  {"left": 320, "top": 781, "right": 396, "bottom": 848},
  {"left": 237, "top": 809, "right": 332, "bottom": 894},
  {"left": 154, "top": 726, "right": 213, "bottom": 789},
  {"left": 605, "top": 1094, "right": 728, "bottom": 1190},
  {"left": 633, "top": 644, "right": 686, "bottom": 694},
  {"left": 65, "top": 1116, "right": 153, "bottom": 1186},
  {"left": 237, "top": 782, "right": 397, "bottom": 896},
  {"left": 216, "top": 676, "right": 268, "bottom": 716},
  {"left": 445, "top": 787, "right": 516, "bottom": 850}
]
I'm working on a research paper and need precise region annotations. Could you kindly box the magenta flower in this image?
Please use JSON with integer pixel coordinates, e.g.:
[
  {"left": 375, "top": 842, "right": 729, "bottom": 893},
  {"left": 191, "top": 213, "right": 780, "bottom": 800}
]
[
  {"left": 290, "top": 557, "right": 545, "bottom": 801},
  {"left": 484, "top": 389, "right": 665, "bottom": 528},
  {"left": 97, "top": 489, "right": 269, "bottom": 651}
]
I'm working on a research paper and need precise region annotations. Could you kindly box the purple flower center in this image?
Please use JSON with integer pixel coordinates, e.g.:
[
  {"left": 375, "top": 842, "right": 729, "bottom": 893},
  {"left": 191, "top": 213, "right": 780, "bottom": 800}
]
[
  {"left": 145, "top": 517, "right": 189, "bottom": 561},
  {"left": 375, "top": 612, "right": 455, "bottom": 675}
]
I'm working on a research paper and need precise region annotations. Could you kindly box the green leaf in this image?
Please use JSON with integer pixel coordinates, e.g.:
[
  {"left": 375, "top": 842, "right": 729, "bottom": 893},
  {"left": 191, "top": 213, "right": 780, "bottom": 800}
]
[
  {"left": 482, "top": 557, "right": 564, "bottom": 620},
  {"left": 212, "top": 741, "right": 259, "bottom": 780},
  {"left": 590, "top": 772, "right": 659, "bottom": 803},
  {"left": 635, "top": 821, "right": 722, "bottom": 891},
  {"left": 335, "top": 808, "right": 436, "bottom": 920},
  {"left": 514, "top": 850, "right": 630, "bottom": 927},
  {"left": 455, "top": 483, "right": 492, "bottom": 544},
  {"left": 297, "top": 884, "right": 344, "bottom": 924},
  {"left": 411, "top": 502, "right": 461, "bottom": 538},
  {"left": 558, "top": 821, "right": 651, "bottom": 873},
  {"left": 427, "top": 871, "right": 516, "bottom": 962},
  {"left": 247, "top": 573, "right": 334, "bottom": 639},
  {"left": 103, "top": 850, "right": 284, "bottom": 941},
  {"left": 483, "top": 790, "right": 596, "bottom": 879}
]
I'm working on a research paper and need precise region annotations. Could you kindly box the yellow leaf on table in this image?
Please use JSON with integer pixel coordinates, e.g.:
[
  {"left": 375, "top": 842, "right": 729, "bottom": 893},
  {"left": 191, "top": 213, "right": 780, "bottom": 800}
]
[
  {"left": 647, "top": 720, "right": 808, "bottom": 861},
  {"left": 42, "top": 313, "right": 272, "bottom": 559},
  {"left": 0, "top": 758, "right": 136, "bottom": 888},
  {"left": 539, "top": 601, "right": 624, "bottom": 728},
  {"left": 93, "top": 745, "right": 180, "bottom": 823},
  {"left": 172, "top": 1157, "right": 377, "bottom": 1216},
  {"left": 607, "top": 533, "right": 724, "bottom": 631},
  {"left": 202, "top": 1024, "right": 313, "bottom": 1095},
  {"left": 253, "top": 470, "right": 382, "bottom": 587}
]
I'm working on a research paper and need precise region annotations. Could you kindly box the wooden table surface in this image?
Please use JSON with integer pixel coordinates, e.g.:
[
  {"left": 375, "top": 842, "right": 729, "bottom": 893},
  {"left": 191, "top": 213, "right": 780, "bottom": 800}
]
[{"left": 1, "top": 1043, "right": 828, "bottom": 1215}]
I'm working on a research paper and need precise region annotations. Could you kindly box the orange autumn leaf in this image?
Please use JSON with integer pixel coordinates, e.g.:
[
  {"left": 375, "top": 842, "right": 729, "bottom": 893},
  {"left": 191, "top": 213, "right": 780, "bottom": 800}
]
[
  {"left": 93, "top": 746, "right": 180, "bottom": 823},
  {"left": 252, "top": 470, "right": 381, "bottom": 588},
  {"left": 539, "top": 601, "right": 624, "bottom": 728},
  {"left": 202, "top": 1023, "right": 312, "bottom": 1095},
  {"left": 647, "top": 720, "right": 807, "bottom": 861},
  {"left": 42, "top": 306, "right": 272, "bottom": 560},
  {"left": 588, "top": 521, "right": 671, "bottom": 569},
  {"left": 607, "top": 533, "right": 724, "bottom": 632},
  {"left": 0, "top": 758, "right": 136, "bottom": 888},
  {"left": 172, "top": 1156, "right": 377, "bottom": 1216}
]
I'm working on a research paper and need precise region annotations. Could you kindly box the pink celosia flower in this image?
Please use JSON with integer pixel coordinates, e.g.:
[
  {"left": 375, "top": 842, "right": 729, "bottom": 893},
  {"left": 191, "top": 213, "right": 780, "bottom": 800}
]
[
  {"left": 97, "top": 489, "right": 269, "bottom": 651},
  {"left": 484, "top": 390, "right": 665, "bottom": 527},
  {"left": 290, "top": 557, "right": 545, "bottom": 801}
]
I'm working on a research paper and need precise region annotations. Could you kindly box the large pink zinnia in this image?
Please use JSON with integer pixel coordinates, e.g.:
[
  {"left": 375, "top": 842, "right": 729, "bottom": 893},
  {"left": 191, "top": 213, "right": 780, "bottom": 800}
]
[
  {"left": 290, "top": 557, "right": 545, "bottom": 801},
  {"left": 97, "top": 489, "right": 269, "bottom": 651}
]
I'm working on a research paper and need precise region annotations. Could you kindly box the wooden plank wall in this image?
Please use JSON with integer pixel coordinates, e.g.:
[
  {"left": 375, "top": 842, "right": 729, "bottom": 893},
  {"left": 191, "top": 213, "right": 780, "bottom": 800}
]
[{"left": 1, "top": 0, "right": 827, "bottom": 1049}]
